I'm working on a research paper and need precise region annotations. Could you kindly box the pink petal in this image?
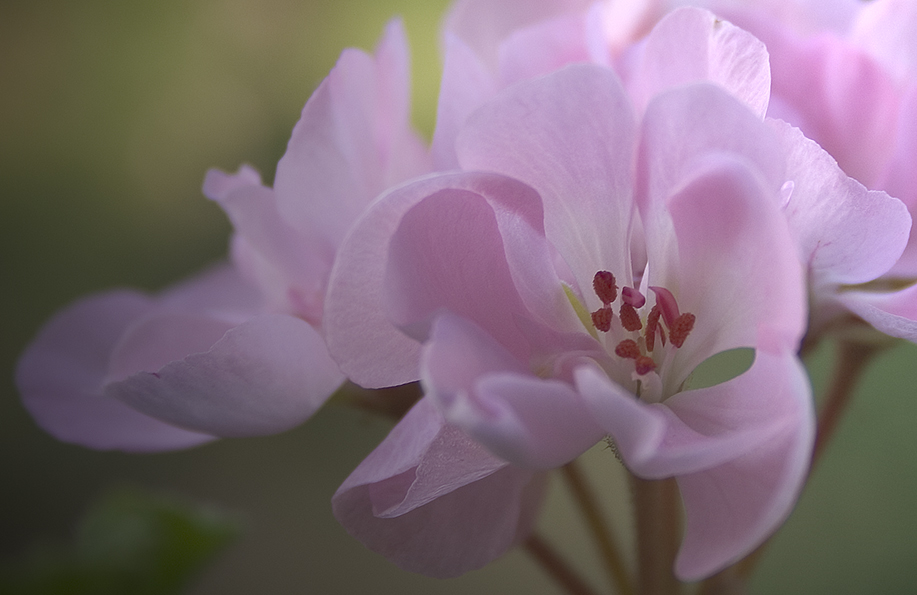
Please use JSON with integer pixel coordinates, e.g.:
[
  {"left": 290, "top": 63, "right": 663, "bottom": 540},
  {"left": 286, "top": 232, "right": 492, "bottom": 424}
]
[
  {"left": 158, "top": 261, "right": 263, "bottom": 315},
  {"left": 273, "top": 19, "right": 430, "bottom": 249},
  {"left": 325, "top": 171, "right": 569, "bottom": 387},
  {"left": 836, "top": 285, "right": 917, "bottom": 342},
  {"left": 577, "top": 349, "right": 813, "bottom": 580},
  {"left": 107, "top": 313, "right": 344, "bottom": 437},
  {"left": 423, "top": 313, "right": 603, "bottom": 468},
  {"left": 851, "top": 0, "right": 917, "bottom": 83},
  {"left": 432, "top": 34, "right": 497, "bottom": 170},
  {"left": 443, "top": 0, "right": 593, "bottom": 68},
  {"left": 764, "top": 28, "right": 900, "bottom": 187},
  {"left": 771, "top": 119, "right": 911, "bottom": 285},
  {"left": 205, "top": 166, "right": 328, "bottom": 323},
  {"left": 632, "top": 7, "right": 771, "bottom": 118},
  {"left": 457, "top": 64, "right": 638, "bottom": 303},
  {"left": 332, "top": 398, "right": 545, "bottom": 577},
  {"left": 497, "top": 7, "right": 608, "bottom": 87},
  {"left": 15, "top": 291, "right": 215, "bottom": 451},
  {"left": 663, "top": 157, "right": 805, "bottom": 380},
  {"left": 878, "top": 85, "right": 917, "bottom": 277}
]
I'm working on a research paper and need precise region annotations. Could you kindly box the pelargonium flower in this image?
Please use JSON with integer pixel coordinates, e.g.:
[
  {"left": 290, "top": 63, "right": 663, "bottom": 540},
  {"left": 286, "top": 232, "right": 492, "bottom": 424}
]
[
  {"left": 16, "top": 21, "right": 430, "bottom": 450},
  {"left": 325, "top": 54, "right": 816, "bottom": 579}
]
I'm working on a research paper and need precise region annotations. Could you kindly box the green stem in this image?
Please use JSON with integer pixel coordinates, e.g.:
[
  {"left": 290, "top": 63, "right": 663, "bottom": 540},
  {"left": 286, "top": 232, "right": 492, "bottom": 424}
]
[
  {"left": 631, "top": 476, "right": 681, "bottom": 595},
  {"left": 562, "top": 462, "right": 635, "bottom": 595},
  {"left": 523, "top": 533, "right": 601, "bottom": 595}
]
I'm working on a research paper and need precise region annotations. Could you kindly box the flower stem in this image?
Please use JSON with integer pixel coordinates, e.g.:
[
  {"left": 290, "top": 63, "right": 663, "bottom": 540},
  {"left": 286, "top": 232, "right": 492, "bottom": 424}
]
[
  {"left": 561, "top": 462, "right": 635, "bottom": 595},
  {"left": 631, "top": 476, "right": 681, "bottom": 595},
  {"left": 811, "top": 340, "right": 881, "bottom": 465},
  {"left": 523, "top": 532, "right": 601, "bottom": 595}
]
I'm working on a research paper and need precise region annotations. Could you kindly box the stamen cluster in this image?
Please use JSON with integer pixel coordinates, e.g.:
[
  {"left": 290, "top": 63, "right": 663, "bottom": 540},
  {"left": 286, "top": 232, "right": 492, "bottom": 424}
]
[{"left": 589, "top": 271, "right": 696, "bottom": 376}]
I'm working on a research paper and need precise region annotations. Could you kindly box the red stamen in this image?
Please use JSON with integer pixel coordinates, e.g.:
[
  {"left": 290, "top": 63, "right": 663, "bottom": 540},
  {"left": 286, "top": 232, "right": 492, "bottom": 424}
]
[
  {"left": 614, "top": 339, "right": 640, "bottom": 359},
  {"left": 669, "top": 313, "right": 696, "bottom": 348},
  {"left": 593, "top": 271, "right": 617, "bottom": 305},
  {"left": 591, "top": 306, "right": 612, "bottom": 332},
  {"left": 635, "top": 356, "right": 657, "bottom": 375},
  {"left": 619, "top": 303, "right": 642, "bottom": 332},
  {"left": 649, "top": 286, "right": 680, "bottom": 327},
  {"left": 645, "top": 305, "right": 661, "bottom": 352},
  {"left": 622, "top": 287, "right": 646, "bottom": 308}
]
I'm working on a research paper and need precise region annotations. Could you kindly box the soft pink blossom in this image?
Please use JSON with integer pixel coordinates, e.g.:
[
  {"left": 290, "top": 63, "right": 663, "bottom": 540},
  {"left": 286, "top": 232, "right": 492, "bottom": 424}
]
[
  {"left": 326, "top": 42, "right": 815, "bottom": 578},
  {"left": 16, "top": 20, "right": 430, "bottom": 450}
]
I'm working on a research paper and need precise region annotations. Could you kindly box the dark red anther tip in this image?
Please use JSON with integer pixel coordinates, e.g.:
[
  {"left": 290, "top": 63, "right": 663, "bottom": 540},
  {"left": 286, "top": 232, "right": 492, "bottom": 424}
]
[
  {"left": 591, "top": 306, "right": 613, "bottom": 332},
  {"left": 619, "top": 303, "right": 642, "bottom": 332},
  {"left": 635, "top": 356, "right": 657, "bottom": 376},
  {"left": 645, "top": 305, "right": 661, "bottom": 352},
  {"left": 669, "top": 313, "right": 696, "bottom": 348},
  {"left": 593, "top": 271, "right": 617, "bottom": 305},
  {"left": 614, "top": 339, "right": 640, "bottom": 359}
]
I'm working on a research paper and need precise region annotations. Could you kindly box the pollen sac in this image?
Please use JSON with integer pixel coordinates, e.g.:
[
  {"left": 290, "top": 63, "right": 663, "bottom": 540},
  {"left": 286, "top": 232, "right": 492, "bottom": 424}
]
[
  {"left": 669, "top": 313, "right": 696, "bottom": 348},
  {"left": 591, "top": 306, "right": 613, "bottom": 332},
  {"left": 614, "top": 339, "right": 641, "bottom": 359},
  {"left": 635, "top": 356, "right": 657, "bottom": 375},
  {"left": 645, "top": 305, "right": 663, "bottom": 352},
  {"left": 593, "top": 271, "right": 617, "bottom": 305},
  {"left": 619, "top": 303, "right": 642, "bottom": 332}
]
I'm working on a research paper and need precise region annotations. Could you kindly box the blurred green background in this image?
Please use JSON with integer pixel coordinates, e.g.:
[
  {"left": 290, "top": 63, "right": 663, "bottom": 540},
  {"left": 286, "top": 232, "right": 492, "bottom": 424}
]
[{"left": 2, "top": 1, "right": 916, "bottom": 593}]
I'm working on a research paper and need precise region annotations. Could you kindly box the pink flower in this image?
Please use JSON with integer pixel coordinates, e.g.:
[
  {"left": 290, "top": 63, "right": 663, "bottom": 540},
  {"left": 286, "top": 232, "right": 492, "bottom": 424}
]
[
  {"left": 16, "top": 21, "right": 430, "bottom": 450},
  {"left": 325, "top": 42, "right": 815, "bottom": 578}
]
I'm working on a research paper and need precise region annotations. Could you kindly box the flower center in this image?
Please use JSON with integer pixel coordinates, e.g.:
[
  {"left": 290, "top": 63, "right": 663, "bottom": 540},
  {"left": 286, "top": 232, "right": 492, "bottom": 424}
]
[{"left": 589, "top": 271, "right": 696, "bottom": 376}]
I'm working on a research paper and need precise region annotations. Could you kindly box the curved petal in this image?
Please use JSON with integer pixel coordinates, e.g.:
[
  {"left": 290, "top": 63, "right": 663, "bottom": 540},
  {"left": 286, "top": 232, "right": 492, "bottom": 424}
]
[
  {"left": 659, "top": 157, "right": 805, "bottom": 385},
  {"left": 423, "top": 313, "right": 603, "bottom": 469},
  {"left": 158, "top": 262, "right": 263, "bottom": 316},
  {"left": 273, "top": 19, "right": 430, "bottom": 250},
  {"left": 332, "top": 398, "right": 545, "bottom": 577},
  {"left": 851, "top": 0, "right": 917, "bottom": 83},
  {"left": 442, "top": 0, "right": 593, "bottom": 68},
  {"left": 879, "top": 85, "right": 917, "bottom": 277},
  {"left": 836, "top": 285, "right": 917, "bottom": 342},
  {"left": 107, "top": 313, "right": 344, "bottom": 437},
  {"left": 325, "top": 171, "right": 571, "bottom": 387},
  {"left": 15, "top": 291, "right": 214, "bottom": 452},
  {"left": 497, "top": 7, "right": 608, "bottom": 87},
  {"left": 457, "top": 64, "right": 638, "bottom": 303},
  {"left": 632, "top": 7, "right": 771, "bottom": 118},
  {"left": 674, "top": 356, "right": 813, "bottom": 579},
  {"left": 577, "top": 350, "right": 813, "bottom": 580},
  {"left": 205, "top": 167, "right": 328, "bottom": 322},
  {"left": 771, "top": 119, "right": 911, "bottom": 285},
  {"left": 432, "top": 34, "right": 497, "bottom": 170}
]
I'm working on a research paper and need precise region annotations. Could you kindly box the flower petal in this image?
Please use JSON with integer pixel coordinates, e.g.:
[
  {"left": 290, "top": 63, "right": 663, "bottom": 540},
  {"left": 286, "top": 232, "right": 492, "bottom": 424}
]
[
  {"left": 332, "top": 398, "right": 545, "bottom": 577},
  {"left": 423, "top": 313, "right": 603, "bottom": 468},
  {"left": 15, "top": 291, "right": 214, "bottom": 451},
  {"left": 771, "top": 119, "right": 911, "bottom": 286},
  {"left": 273, "top": 19, "right": 430, "bottom": 249},
  {"left": 458, "top": 64, "right": 638, "bottom": 303},
  {"left": 325, "top": 171, "right": 572, "bottom": 387},
  {"left": 107, "top": 313, "right": 344, "bottom": 437},
  {"left": 836, "top": 285, "right": 917, "bottom": 342},
  {"left": 632, "top": 7, "right": 771, "bottom": 118}
]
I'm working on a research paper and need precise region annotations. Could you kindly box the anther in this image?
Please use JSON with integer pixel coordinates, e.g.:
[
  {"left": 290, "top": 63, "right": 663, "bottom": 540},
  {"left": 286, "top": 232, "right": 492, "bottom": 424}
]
[
  {"left": 591, "top": 306, "right": 612, "bottom": 332},
  {"left": 635, "top": 356, "right": 657, "bottom": 375},
  {"left": 593, "top": 271, "right": 617, "bottom": 305},
  {"left": 619, "top": 303, "right": 642, "bottom": 332},
  {"left": 614, "top": 339, "right": 640, "bottom": 359},
  {"left": 669, "top": 313, "right": 696, "bottom": 348},
  {"left": 645, "top": 305, "right": 663, "bottom": 352},
  {"left": 622, "top": 287, "right": 646, "bottom": 308}
]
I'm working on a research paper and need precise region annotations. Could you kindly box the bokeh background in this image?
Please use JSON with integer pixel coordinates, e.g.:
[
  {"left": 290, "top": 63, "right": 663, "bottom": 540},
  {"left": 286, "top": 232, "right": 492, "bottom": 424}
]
[{"left": 2, "top": 0, "right": 916, "bottom": 593}]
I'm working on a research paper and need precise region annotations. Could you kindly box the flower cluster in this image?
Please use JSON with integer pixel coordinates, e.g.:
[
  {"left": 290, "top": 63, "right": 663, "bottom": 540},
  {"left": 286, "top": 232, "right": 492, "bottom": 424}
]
[{"left": 16, "top": 0, "right": 917, "bottom": 589}]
